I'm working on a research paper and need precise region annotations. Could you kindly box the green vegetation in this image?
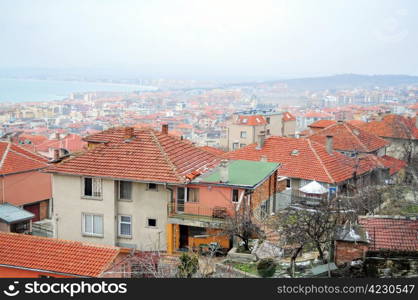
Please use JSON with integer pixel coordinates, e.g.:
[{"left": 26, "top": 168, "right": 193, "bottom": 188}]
[
  {"left": 177, "top": 253, "right": 199, "bottom": 278},
  {"left": 257, "top": 258, "right": 277, "bottom": 278}
]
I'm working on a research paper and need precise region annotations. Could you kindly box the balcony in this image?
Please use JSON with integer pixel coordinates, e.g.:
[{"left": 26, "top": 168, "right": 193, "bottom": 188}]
[{"left": 167, "top": 203, "right": 229, "bottom": 228}]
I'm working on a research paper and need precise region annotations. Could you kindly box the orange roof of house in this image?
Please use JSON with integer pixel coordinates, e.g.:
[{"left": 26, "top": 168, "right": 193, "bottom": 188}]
[
  {"left": 235, "top": 115, "right": 267, "bottom": 126},
  {"left": 199, "top": 146, "right": 225, "bottom": 156},
  {"left": 0, "top": 142, "right": 48, "bottom": 175},
  {"left": 308, "top": 120, "right": 336, "bottom": 129},
  {"left": 47, "top": 127, "right": 220, "bottom": 184},
  {"left": 282, "top": 112, "right": 296, "bottom": 121},
  {"left": 0, "top": 232, "right": 119, "bottom": 277},
  {"left": 308, "top": 122, "right": 389, "bottom": 153},
  {"left": 361, "top": 114, "right": 418, "bottom": 139},
  {"left": 224, "top": 137, "right": 360, "bottom": 184},
  {"left": 35, "top": 134, "right": 87, "bottom": 153},
  {"left": 359, "top": 217, "right": 418, "bottom": 251}
]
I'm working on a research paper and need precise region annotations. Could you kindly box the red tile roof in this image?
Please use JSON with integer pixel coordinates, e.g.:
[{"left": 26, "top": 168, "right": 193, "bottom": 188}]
[
  {"left": 378, "top": 155, "right": 407, "bottom": 175},
  {"left": 359, "top": 216, "right": 418, "bottom": 251},
  {"left": 361, "top": 114, "right": 418, "bottom": 139},
  {"left": 235, "top": 115, "right": 267, "bottom": 126},
  {"left": 0, "top": 142, "right": 48, "bottom": 175},
  {"left": 47, "top": 127, "right": 220, "bottom": 184},
  {"left": 224, "top": 136, "right": 359, "bottom": 184},
  {"left": 308, "top": 120, "right": 336, "bottom": 129},
  {"left": 0, "top": 232, "right": 119, "bottom": 277},
  {"left": 199, "top": 146, "right": 225, "bottom": 156},
  {"left": 282, "top": 112, "right": 296, "bottom": 121},
  {"left": 308, "top": 122, "right": 389, "bottom": 153},
  {"left": 35, "top": 134, "right": 87, "bottom": 153}
]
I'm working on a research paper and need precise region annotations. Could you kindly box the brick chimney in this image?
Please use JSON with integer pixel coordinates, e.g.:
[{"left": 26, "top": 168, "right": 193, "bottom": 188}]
[
  {"left": 326, "top": 135, "right": 334, "bottom": 154},
  {"left": 124, "top": 127, "right": 134, "bottom": 139},
  {"left": 219, "top": 159, "right": 229, "bottom": 183},
  {"left": 162, "top": 124, "right": 168, "bottom": 135},
  {"left": 256, "top": 131, "right": 266, "bottom": 149}
]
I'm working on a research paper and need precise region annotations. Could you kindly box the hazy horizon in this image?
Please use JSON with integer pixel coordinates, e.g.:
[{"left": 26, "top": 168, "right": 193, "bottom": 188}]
[{"left": 1, "top": 0, "right": 418, "bottom": 80}]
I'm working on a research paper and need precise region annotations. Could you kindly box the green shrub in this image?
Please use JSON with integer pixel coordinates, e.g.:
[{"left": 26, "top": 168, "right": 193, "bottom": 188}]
[
  {"left": 257, "top": 258, "right": 277, "bottom": 278},
  {"left": 177, "top": 253, "right": 199, "bottom": 278}
]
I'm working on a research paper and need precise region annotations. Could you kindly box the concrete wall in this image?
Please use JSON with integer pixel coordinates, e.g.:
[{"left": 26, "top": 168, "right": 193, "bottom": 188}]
[
  {"left": 227, "top": 124, "right": 265, "bottom": 150},
  {"left": 53, "top": 174, "right": 169, "bottom": 251}
]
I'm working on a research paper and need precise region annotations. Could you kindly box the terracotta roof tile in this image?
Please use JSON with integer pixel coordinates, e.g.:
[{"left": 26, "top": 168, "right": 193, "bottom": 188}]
[
  {"left": 308, "top": 120, "right": 336, "bottom": 129},
  {"left": 235, "top": 115, "right": 267, "bottom": 126},
  {"left": 308, "top": 122, "right": 389, "bottom": 153},
  {"left": 47, "top": 127, "right": 220, "bottom": 183},
  {"left": 359, "top": 217, "right": 418, "bottom": 251},
  {"left": 0, "top": 232, "right": 119, "bottom": 277},
  {"left": 361, "top": 114, "right": 418, "bottom": 139},
  {"left": 224, "top": 136, "right": 359, "bottom": 184},
  {"left": 0, "top": 142, "right": 48, "bottom": 175}
]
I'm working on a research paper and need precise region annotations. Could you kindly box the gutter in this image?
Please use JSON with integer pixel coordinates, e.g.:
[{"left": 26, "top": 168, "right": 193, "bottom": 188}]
[{"left": 0, "top": 264, "right": 90, "bottom": 278}]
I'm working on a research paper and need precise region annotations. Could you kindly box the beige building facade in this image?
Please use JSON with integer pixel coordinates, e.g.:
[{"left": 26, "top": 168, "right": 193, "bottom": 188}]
[{"left": 53, "top": 174, "right": 169, "bottom": 251}]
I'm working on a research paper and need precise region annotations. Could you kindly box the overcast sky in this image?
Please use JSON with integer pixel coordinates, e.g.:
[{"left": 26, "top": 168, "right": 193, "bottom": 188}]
[{"left": 1, "top": 0, "right": 417, "bottom": 80}]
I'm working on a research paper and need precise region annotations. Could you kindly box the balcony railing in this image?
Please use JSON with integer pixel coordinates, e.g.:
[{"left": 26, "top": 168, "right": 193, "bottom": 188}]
[{"left": 168, "top": 202, "right": 230, "bottom": 221}]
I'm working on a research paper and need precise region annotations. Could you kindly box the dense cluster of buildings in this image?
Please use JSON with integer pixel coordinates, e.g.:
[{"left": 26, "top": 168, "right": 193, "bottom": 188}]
[{"left": 0, "top": 83, "right": 417, "bottom": 278}]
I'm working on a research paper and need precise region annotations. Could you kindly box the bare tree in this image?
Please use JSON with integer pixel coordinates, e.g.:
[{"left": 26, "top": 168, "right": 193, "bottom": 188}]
[{"left": 222, "top": 202, "right": 265, "bottom": 252}]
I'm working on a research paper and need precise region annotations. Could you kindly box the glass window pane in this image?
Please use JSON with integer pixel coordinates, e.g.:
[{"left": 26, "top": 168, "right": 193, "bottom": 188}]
[
  {"left": 120, "top": 223, "right": 131, "bottom": 235},
  {"left": 121, "top": 216, "right": 131, "bottom": 223},
  {"left": 84, "top": 178, "right": 92, "bottom": 196},
  {"left": 177, "top": 187, "right": 185, "bottom": 200},
  {"left": 84, "top": 214, "right": 92, "bottom": 233},
  {"left": 93, "top": 215, "right": 103, "bottom": 234},
  {"left": 119, "top": 181, "right": 132, "bottom": 199}
]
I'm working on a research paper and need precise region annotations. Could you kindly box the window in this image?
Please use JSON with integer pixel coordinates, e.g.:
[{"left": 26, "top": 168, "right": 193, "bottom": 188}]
[
  {"left": 266, "top": 129, "right": 270, "bottom": 135},
  {"left": 232, "top": 189, "right": 239, "bottom": 202},
  {"left": 240, "top": 131, "right": 247, "bottom": 138},
  {"left": 286, "top": 179, "right": 291, "bottom": 189},
  {"left": 147, "top": 183, "right": 158, "bottom": 191},
  {"left": 118, "top": 215, "right": 132, "bottom": 237},
  {"left": 83, "top": 177, "right": 102, "bottom": 198},
  {"left": 187, "top": 188, "right": 199, "bottom": 203},
  {"left": 266, "top": 117, "right": 270, "bottom": 124},
  {"left": 119, "top": 181, "right": 132, "bottom": 200},
  {"left": 240, "top": 143, "right": 246, "bottom": 148},
  {"left": 232, "top": 142, "right": 239, "bottom": 150},
  {"left": 147, "top": 218, "right": 157, "bottom": 227},
  {"left": 82, "top": 213, "right": 103, "bottom": 236}
]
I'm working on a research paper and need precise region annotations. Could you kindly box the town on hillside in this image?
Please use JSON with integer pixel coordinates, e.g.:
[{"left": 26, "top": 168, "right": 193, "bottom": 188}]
[{"left": 0, "top": 86, "right": 417, "bottom": 278}]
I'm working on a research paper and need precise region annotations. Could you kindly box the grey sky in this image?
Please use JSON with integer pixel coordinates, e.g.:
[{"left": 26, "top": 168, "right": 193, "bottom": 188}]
[{"left": 1, "top": 0, "right": 417, "bottom": 80}]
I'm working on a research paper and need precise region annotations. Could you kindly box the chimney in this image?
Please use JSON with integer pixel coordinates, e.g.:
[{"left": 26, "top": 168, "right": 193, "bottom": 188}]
[
  {"left": 55, "top": 132, "right": 60, "bottom": 140},
  {"left": 260, "top": 155, "right": 268, "bottom": 162},
  {"left": 162, "top": 124, "right": 168, "bottom": 135},
  {"left": 53, "top": 149, "right": 60, "bottom": 161},
  {"left": 124, "top": 127, "right": 134, "bottom": 139},
  {"left": 256, "top": 131, "right": 266, "bottom": 149},
  {"left": 326, "top": 135, "right": 333, "bottom": 154},
  {"left": 219, "top": 159, "right": 229, "bottom": 183}
]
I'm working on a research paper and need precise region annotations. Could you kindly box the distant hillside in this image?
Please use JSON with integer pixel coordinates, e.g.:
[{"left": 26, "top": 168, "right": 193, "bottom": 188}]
[{"left": 275, "top": 74, "right": 418, "bottom": 90}]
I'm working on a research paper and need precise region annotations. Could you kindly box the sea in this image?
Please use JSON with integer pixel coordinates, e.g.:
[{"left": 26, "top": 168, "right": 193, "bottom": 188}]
[{"left": 0, "top": 78, "right": 154, "bottom": 103}]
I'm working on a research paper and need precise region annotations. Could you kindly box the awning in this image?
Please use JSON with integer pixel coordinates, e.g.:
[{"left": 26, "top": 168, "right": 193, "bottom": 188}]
[
  {"left": 0, "top": 203, "right": 35, "bottom": 224},
  {"left": 299, "top": 180, "right": 328, "bottom": 194}
]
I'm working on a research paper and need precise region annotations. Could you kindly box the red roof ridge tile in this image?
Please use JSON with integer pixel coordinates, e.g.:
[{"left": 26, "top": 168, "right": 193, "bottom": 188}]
[
  {"left": 0, "top": 142, "right": 11, "bottom": 169},
  {"left": 149, "top": 130, "right": 183, "bottom": 182},
  {"left": 307, "top": 139, "right": 334, "bottom": 183}
]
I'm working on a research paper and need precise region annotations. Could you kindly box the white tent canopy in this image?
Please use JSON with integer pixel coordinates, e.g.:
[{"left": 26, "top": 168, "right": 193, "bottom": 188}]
[{"left": 299, "top": 180, "right": 328, "bottom": 194}]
